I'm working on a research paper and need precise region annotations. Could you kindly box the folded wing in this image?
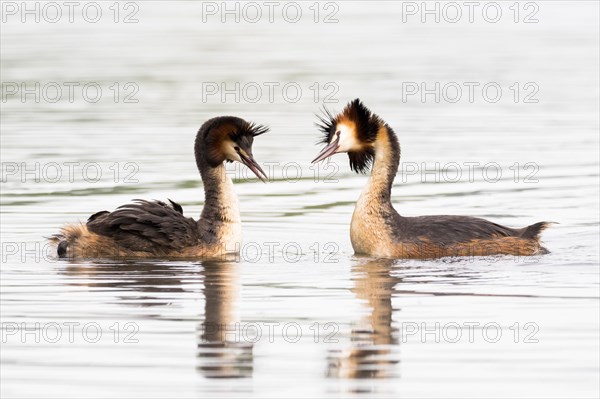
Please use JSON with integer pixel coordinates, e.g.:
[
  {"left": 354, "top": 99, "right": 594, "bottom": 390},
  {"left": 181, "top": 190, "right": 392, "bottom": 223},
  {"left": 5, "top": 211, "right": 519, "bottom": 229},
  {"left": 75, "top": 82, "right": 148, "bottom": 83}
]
[{"left": 87, "top": 199, "right": 200, "bottom": 253}]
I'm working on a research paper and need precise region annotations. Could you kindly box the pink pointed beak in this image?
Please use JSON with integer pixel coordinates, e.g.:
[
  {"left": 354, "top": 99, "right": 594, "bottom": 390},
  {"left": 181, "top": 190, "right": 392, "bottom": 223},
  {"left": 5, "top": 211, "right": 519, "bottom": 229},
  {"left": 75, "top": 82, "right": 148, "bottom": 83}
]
[
  {"left": 239, "top": 152, "right": 268, "bottom": 182},
  {"left": 311, "top": 132, "right": 340, "bottom": 164}
]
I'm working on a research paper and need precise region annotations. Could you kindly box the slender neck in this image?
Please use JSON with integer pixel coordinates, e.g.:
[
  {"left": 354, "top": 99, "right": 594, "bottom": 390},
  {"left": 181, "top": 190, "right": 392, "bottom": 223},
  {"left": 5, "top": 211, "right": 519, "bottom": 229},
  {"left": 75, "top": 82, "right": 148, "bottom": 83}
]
[
  {"left": 195, "top": 137, "right": 241, "bottom": 224},
  {"left": 362, "top": 124, "right": 400, "bottom": 202}
]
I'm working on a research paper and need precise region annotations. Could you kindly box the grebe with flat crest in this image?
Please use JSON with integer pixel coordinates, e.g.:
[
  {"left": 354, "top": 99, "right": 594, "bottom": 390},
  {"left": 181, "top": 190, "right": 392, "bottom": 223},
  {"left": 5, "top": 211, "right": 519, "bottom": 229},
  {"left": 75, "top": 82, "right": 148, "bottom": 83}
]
[
  {"left": 51, "top": 116, "right": 268, "bottom": 259},
  {"left": 312, "top": 99, "right": 550, "bottom": 259}
]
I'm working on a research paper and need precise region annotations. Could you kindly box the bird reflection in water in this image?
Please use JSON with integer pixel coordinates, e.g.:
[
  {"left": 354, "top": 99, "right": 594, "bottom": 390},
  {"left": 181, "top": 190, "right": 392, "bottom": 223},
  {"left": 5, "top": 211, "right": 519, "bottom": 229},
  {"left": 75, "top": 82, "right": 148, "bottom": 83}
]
[
  {"left": 60, "top": 260, "right": 253, "bottom": 378},
  {"left": 327, "top": 258, "right": 401, "bottom": 379},
  {"left": 61, "top": 260, "right": 200, "bottom": 306},
  {"left": 197, "top": 261, "right": 253, "bottom": 378}
]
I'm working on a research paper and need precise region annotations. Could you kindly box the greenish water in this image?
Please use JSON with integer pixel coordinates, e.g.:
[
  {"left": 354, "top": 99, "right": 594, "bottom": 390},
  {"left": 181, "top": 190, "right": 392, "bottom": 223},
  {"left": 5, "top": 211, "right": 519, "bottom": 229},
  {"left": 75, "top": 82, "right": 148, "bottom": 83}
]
[{"left": 1, "top": 2, "right": 599, "bottom": 398}]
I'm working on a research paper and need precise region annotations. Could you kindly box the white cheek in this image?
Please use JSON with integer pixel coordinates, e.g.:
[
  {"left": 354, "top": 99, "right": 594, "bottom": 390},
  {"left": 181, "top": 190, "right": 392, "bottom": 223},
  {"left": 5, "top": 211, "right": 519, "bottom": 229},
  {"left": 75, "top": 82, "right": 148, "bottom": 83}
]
[
  {"left": 223, "top": 142, "right": 242, "bottom": 162},
  {"left": 336, "top": 124, "right": 359, "bottom": 153}
]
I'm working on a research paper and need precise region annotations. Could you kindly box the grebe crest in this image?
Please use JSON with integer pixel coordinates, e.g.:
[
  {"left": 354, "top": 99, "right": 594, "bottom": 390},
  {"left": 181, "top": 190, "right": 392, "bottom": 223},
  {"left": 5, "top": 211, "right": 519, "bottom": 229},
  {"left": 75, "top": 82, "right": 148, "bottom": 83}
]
[{"left": 314, "top": 99, "right": 385, "bottom": 173}]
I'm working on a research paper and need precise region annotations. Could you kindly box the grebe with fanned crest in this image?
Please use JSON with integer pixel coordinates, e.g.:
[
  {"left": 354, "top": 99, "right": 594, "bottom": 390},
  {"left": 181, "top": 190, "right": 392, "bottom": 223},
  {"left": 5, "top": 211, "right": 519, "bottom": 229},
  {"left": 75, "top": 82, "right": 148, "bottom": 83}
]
[{"left": 312, "top": 99, "right": 550, "bottom": 259}]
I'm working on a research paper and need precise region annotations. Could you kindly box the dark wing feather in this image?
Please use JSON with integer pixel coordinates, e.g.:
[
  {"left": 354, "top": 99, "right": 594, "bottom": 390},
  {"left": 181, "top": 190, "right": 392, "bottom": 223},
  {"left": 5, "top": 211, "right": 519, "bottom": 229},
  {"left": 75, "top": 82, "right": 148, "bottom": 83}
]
[
  {"left": 168, "top": 199, "right": 183, "bottom": 214},
  {"left": 87, "top": 199, "right": 200, "bottom": 253},
  {"left": 402, "top": 215, "right": 521, "bottom": 245},
  {"left": 88, "top": 210, "right": 109, "bottom": 223}
]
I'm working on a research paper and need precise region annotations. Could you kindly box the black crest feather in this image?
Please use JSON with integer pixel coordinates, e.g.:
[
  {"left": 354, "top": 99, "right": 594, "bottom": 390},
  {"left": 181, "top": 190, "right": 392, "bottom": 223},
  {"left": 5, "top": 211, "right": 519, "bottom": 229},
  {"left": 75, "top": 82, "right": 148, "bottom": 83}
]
[
  {"left": 348, "top": 147, "right": 376, "bottom": 174},
  {"left": 229, "top": 120, "right": 269, "bottom": 141},
  {"left": 343, "top": 99, "right": 381, "bottom": 145},
  {"left": 315, "top": 106, "right": 336, "bottom": 145},
  {"left": 243, "top": 121, "right": 270, "bottom": 137}
]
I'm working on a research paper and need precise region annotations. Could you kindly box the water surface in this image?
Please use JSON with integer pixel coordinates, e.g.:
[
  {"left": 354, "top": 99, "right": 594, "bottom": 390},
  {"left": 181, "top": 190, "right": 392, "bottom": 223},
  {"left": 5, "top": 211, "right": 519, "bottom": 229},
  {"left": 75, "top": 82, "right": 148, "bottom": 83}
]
[{"left": 1, "top": 2, "right": 599, "bottom": 398}]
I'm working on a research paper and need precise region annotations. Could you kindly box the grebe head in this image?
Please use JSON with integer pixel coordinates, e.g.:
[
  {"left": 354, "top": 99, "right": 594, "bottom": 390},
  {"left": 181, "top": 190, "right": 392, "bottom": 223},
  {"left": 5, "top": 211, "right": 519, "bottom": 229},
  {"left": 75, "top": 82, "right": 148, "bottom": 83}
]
[
  {"left": 199, "top": 116, "right": 269, "bottom": 181},
  {"left": 312, "top": 98, "right": 382, "bottom": 173}
]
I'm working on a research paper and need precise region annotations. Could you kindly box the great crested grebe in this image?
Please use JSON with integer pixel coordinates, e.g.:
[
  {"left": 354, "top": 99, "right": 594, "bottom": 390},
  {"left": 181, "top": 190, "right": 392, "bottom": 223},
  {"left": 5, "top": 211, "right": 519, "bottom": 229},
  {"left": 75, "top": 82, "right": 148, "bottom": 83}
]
[
  {"left": 51, "top": 116, "right": 268, "bottom": 259},
  {"left": 312, "top": 99, "right": 550, "bottom": 259}
]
